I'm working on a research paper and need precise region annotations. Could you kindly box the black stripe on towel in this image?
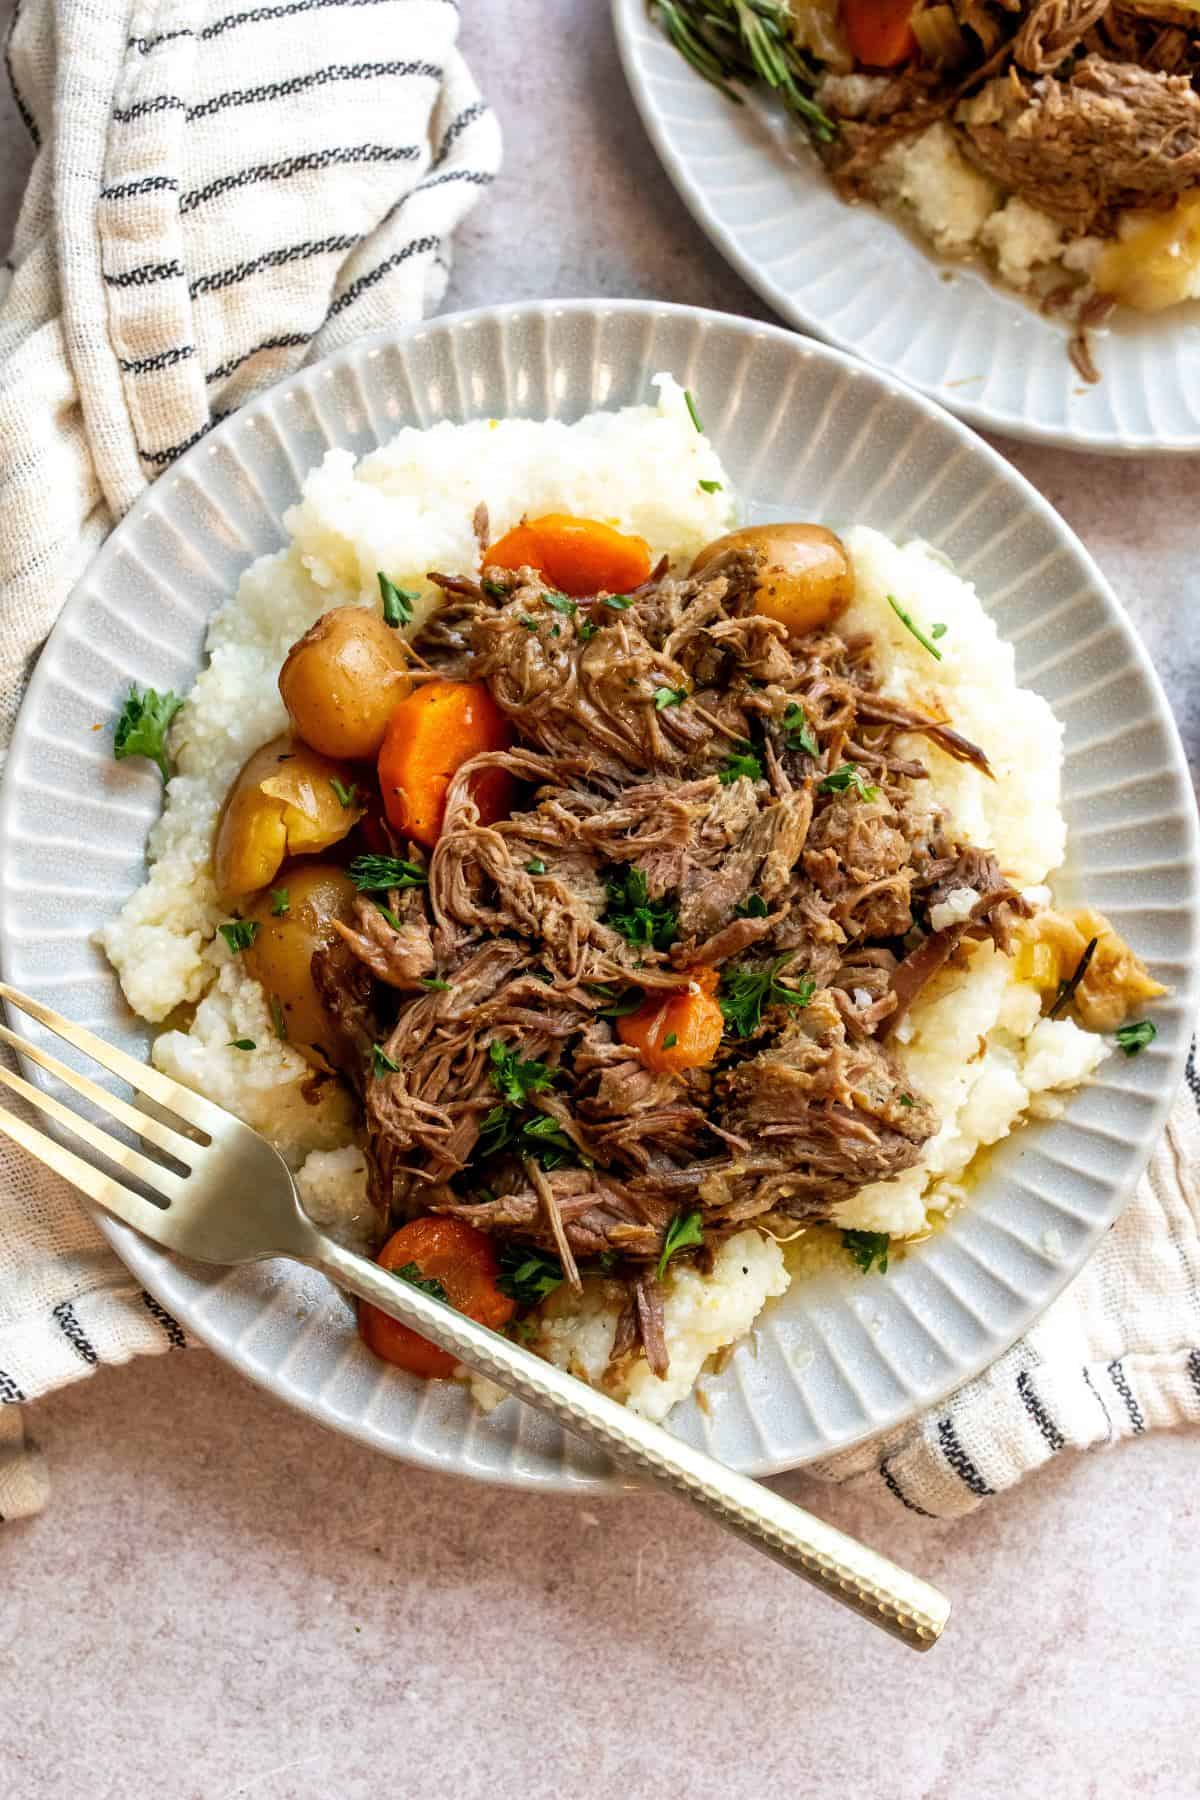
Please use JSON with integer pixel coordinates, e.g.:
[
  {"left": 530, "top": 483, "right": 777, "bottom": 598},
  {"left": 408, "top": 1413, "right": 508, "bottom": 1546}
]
[
  {"left": 1016, "top": 1369, "right": 1065, "bottom": 1451},
  {"left": 324, "top": 231, "right": 438, "bottom": 320},
  {"left": 0, "top": 1368, "right": 27, "bottom": 1403},
  {"left": 1107, "top": 1358, "right": 1145, "bottom": 1434},
  {"left": 100, "top": 173, "right": 179, "bottom": 202},
  {"left": 1185, "top": 1036, "right": 1200, "bottom": 1116},
  {"left": 140, "top": 1291, "right": 186, "bottom": 1348},
  {"left": 119, "top": 344, "right": 196, "bottom": 375},
  {"left": 52, "top": 1300, "right": 99, "bottom": 1366},
  {"left": 103, "top": 259, "right": 186, "bottom": 291},
  {"left": 4, "top": 0, "right": 39, "bottom": 147},
  {"left": 206, "top": 332, "right": 309, "bottom": 383},
  {"left": 202, "top": 0, "right": 409, "bottom": 42},
  {"left": 179, "top": 142, "right": 419, "bottom": 216},
  {"left": 190, "top": 234, "right": 360, "bottom": 298},
  {"left": 186, "top": 59, "right": 441, "bottom": 123},
  {"left": 434, "top": 98, "right": 484, "bottom": 166},
  {"left": 1188, "top": 1348, "right": 1200, "bottom": 1403},
  {"left": 112, "top": 94, "right": 186, "bottom": 124},
  {"left": 936, "top": 1417, "right": 994, "bottom": 1497},
  {"left": 127, "top": 25, "right": 195, "bottom": 50},
  {"left": 137, "top": 409, "right": 230, "bottom": 468},
  {"left": 880, "top": 1457, "right": 935, "bottom": 1518}
]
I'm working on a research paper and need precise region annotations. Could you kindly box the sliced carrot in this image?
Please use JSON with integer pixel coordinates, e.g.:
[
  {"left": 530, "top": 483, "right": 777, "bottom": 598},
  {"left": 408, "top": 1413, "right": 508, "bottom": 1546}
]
[
  {"left": 618, "top": 967, "right": 724, "bottom": 1074},
  {"left": 358, "top": 1216, "right": 515, "bottom": 1379},
  {"left": 377, "top": 679, "right": 513, "bottom": 847},
  {"left": 483, "top": 512, "right": 653, "bottom": 599},
  {"left": 840, "top": 0, "right": 917, "bottom": 66}
]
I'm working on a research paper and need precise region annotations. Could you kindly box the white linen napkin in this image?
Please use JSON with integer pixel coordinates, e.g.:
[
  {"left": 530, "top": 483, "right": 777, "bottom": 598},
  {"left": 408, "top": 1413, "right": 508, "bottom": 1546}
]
[
  {"left": 0, "top": 0, "right": 498, "bottom": 1516},
  {"left": 1, "top": 0, "right": 1197, "bottom": 1527}
]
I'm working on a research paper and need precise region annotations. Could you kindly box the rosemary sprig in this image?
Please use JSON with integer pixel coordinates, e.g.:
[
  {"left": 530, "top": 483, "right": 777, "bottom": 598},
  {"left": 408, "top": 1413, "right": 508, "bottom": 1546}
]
[{"left": 652, "top": 0, "right": 836, "bottom": 142}]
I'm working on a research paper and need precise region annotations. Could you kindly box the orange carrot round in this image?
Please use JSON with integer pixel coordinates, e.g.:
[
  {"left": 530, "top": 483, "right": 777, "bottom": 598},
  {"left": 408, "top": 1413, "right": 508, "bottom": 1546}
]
[
  {"left": 358, "top": 1216, "right": 515, "bottom": 1379},
  {"left": 483, "top": 512, "right": 653, "bottom": 598},
  {"left": 618, "top": 967, "right": 724, "bottom": 1074},
  {"left": 377, "top": 679, "right": 513, "bottom": 847},
  {"left": 841, "top": 0, "right": 917, "bottom": 66}
]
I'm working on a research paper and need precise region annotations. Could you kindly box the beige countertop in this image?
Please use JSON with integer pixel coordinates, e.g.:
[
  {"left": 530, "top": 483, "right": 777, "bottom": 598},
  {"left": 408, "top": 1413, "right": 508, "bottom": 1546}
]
[{"left": 2, "top": 5, "right": 1198, "bottom": 1796}]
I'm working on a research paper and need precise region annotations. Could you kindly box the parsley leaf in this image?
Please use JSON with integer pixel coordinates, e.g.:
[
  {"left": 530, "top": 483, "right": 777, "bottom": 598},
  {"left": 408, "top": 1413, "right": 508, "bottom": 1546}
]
[
  {"left": 719, "top": 958, "right": 815, "bottom": 1037},
  {"left": 228, "top": 1038, "right": 256, "bottom": 1051},
  {"left": 698, "top": 478, "right": 722, "bottom": 494},
  {"left": 519, "top": 615, "right": 539, "bottom": 632},
  {"left": 372, "top": 1043, "right": 399, "bottom": 1078},
  {"left": 391, "top": 1260, "right": 448, "bottom": 1303},
  {"left": 662, "top": 1032, "right": 678, "bottom": 1049},
  {"left": 657, "top": 1208, "right": 704, "bottom": 1280},
  {"left": 497, "top": 1242, "right": 564, "bottom": 1305},
  {"left": 488, "top": 1039, "right": 557, "bottom": 1107},
  {"left": 588, "top": 984, "right": 646, "bottom": 1019},
  {"left": 348, "top": 854, "right": 428, "bottom": 893},
  {"left": 603, "top": 594, "right": 632, "bottom": 611},
  {"left": 421, "top": 977, "right": 451, "bottom": 992},
  {"left": 603, "top": 866, "right": 678, "bottom": 951},
  {"left": 578, "top": 620, "right": 599, "bottom": 642},
  {"left": 270, "top": 997, "right": 288, "bottom": 1042},
  {"left": 330, "top": 777, "right": 359, "bottom": 810},
  {"left": 653, "top": 684, "right": 688, "bottom": 711},
  {"left": 113, "top": 685, "right": 183, "bottom": 784},
  {"left": 269, "top": 888, "right": 289, "bottom": 917},
  {"left": 684, "top": 389, "right": 703, "bottom": 433},
  {"left": 518, "top": 1113, "right": 578, "bottom": 1169},
  {"left": 899, "top": 1092, "right": 914, "bottom": 1107},
  {"left": 781, "top": 702, "right": 819, "bottom": 758},
  {"left": 543, "top": 590, "right": 576, "bottom": 616},
  {"left": 525, "top": 858, "right": 547, "bottom": 874},
  {"left": 735, "top": 893, "right": 768, "bottom": 919},
  {"left": 218, "top": 920, "right": 258, "bottom": 954},
  {"left": 930, "top": 622, "right": 948, "bottom": 640},
  {"left": 1115, "top": 1018, "right": 1157, "bottom": 1056},
  {"left": 719, "top": 745, "right": 763, "bottom": 784},
  {"left": 887, "top": 594, "right": 943, "bottom": 662},
  {"left": 819, "top": 763, "right": 881, "bottom": 802},
  {"left": 842, "top": 1229, "right": 890, "bottom": 1275},
  {"left": 481, "top": 576, "right": 511, "bottom": 601},
  {"left": 377, "top": 571, "right": 417, "bottom": 629}
]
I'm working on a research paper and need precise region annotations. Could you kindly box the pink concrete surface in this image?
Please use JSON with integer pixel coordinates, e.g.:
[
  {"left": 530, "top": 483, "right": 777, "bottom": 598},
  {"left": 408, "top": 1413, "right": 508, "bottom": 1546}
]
[{"left": 2, "top": 4, "right": 1198, "bottom": 1795}]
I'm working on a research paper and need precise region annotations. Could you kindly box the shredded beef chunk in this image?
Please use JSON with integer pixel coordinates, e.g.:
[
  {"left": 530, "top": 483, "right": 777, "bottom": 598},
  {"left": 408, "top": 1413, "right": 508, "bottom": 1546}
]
[{"left": 324, "top": 551, "right": 1025, "bottom": 1366}]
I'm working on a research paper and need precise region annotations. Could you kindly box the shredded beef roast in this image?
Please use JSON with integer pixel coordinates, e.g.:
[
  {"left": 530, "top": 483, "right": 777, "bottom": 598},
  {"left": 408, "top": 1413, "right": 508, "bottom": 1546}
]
[{"left": 316, "top": 551, "right": 1023, "bottom": 1370}]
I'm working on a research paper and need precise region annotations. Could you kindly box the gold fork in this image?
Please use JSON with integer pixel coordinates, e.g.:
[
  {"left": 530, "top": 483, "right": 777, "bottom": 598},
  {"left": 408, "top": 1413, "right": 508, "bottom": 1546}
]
[{"left": 0, "top": 978, "right": 950, "bottom": 1648}]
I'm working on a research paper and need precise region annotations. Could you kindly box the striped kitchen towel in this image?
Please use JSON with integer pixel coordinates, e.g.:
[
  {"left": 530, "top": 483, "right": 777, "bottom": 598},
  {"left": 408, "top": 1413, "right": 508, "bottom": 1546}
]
[{"left": 0, "top": 0, "right": 498, "bottom": 1516}]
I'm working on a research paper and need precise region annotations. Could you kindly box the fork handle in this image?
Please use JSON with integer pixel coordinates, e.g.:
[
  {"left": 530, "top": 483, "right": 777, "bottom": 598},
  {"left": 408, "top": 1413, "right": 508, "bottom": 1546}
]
[{"left": 311, "top": 1233, "right": 950, "bottom": 1649}]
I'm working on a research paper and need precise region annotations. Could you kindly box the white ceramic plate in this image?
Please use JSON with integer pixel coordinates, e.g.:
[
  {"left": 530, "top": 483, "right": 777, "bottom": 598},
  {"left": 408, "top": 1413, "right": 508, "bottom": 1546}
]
[
  {"left": 612, "top": 0, "right": 1200, "bottom": 454},
  {"left": 1, "top": 301, "right": 1197, "bottom": 1492}
]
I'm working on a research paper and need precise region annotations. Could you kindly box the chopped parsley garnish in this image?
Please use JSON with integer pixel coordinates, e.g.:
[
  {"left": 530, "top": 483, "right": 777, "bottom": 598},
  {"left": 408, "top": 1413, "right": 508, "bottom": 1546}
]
[
  {"left": 887, "top": 594, "right": 943, "bottom": 662},
  {"left": 684, "top": 389, "right": 703, "bottom": 434},
  {"left": 519, "top": 615, "right": 538, "bottom": 632},
  {"left": 372, "top": 1043, "right": 399, "bottom": 1078},
  {"left": 488, "top": 1039, "right": 558, "bottom": 1107},
  {"left": 1115, "top": 1018, "right": 1157, "bottom": 1056},
  {"left": 698, "top": 478, "right": 722, "bottom": 494},
  {"left": 899, "top": 1092, "right": 914, "bottom": 1107},
  {"left": 602, "top": 594, "right": 632, "bottom": 610},
  {"left": 228, "top": 1038, "right": 256, "bottom": 1051},
  {"left": 719, "top": 957, "right": 814, "bottom": 1037},
  {"left": 719, "top": 745, "right": 763, "bottom": 784},
  {"left": 477, "top": 1106, "right": 577, "bottom": 1170},
  {"left": 377, "top": 571, "right": 417, "bottom": 629},
  {"left": 604, "top": 866, "right": 679, "bottom": 951},
  {"left": 525, "top": 858, "right": 547, "bottom": 875},
  {"left": 543, "top": 590, "right": 576, "bottom": 616},
  {"left": 1047, "top": 936, "right": 1099, "bottom": 1020},
  {"left": 269, "top": 888, "right": 289, "bottom": 917},
  {"left": 653, "top": 684, "right": 689, "bottom": 711},
  {"left": 843, "top": 1229, "right": 890, "bottom": 1275},
  {"left": 391, "top": 1261, "right": 448, "bottom": 1303},
  {"left": 657, "top": 1208, "right": 704, "bottom": 1280},
  {"left": 270, "top": 996, "right": 288, "bottom": 1041},
  {"left": 348, "top": 854, "right": 428, "bottom": 893},
  {"left": 662, "top": 1032, "right": 678, "bottom": 1050},
  {"left": 781, "top": 702, "right": 819, "bottom": 758},
  {"left": 481, "top": 576, "right": 511, "bottom": 601},
  {"left": 930, "top": 622, "right": 948, "bottom": 640},
  {"left": 588, "top": 984, "right": 646, "bottom": 1019},
  {"left": 330, "top": 777, "right": 359, "bottom": 809},
  {"left": 375, "top": 903, "right": 403, "bottom": 932},
  {"left": 819, "top": 763, "right": 881, "bottom": 802},
  {"left": 735, "top": 893, "right": 768, "bottom": 919},
  {"left": 218, "top": 919, "right": 259, "bottom": 954},
  {"left": 497, "top": 1243, "right": 565, "bottom": 1305},
  {"left": 113, "top": 685, "right": 183, "bottom": 784},
  {"left": 421, "top": 977, "right": 451, "bottom": 992},
  {"left": 578, "top": 620, "right": 599, "bottom": 642}
]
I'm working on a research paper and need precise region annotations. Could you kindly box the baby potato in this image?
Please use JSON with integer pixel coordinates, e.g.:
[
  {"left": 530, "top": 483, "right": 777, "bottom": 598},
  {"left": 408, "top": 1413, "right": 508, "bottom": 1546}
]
[
  {"left": 242, "top": 862, "right": 359, "bottom": 1072},
  {"left": 279, "top": 606, "right": 412, "bottom": 760},
  {"left": 213, "top": 735, "right": 363, "bottom": 902},
  {"left": 690, "top": 523, "right": 854, "bottom": 637}
]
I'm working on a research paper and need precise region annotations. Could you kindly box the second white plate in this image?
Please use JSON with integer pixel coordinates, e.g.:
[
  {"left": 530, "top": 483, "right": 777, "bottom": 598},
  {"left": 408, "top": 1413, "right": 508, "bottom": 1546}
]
[{"left": 613, "top": 0, "right": 1200, "bottom": 454}]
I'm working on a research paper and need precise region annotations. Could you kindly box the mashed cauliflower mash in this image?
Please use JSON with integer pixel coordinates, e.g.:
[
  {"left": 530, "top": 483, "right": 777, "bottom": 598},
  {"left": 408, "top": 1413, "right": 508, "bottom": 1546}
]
[{"left": 101, "top": 375, "right": 1104, "bottom": 1422}]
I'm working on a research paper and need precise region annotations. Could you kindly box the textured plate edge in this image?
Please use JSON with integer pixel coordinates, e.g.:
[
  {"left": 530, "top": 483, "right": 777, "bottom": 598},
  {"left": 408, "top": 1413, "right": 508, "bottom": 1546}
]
[
  {"left": 610, "top": 0, "right": 1200, "bottom": 457},
  {"left": 1, "top": 296, "right": 1197, "bottom": 1494}
]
